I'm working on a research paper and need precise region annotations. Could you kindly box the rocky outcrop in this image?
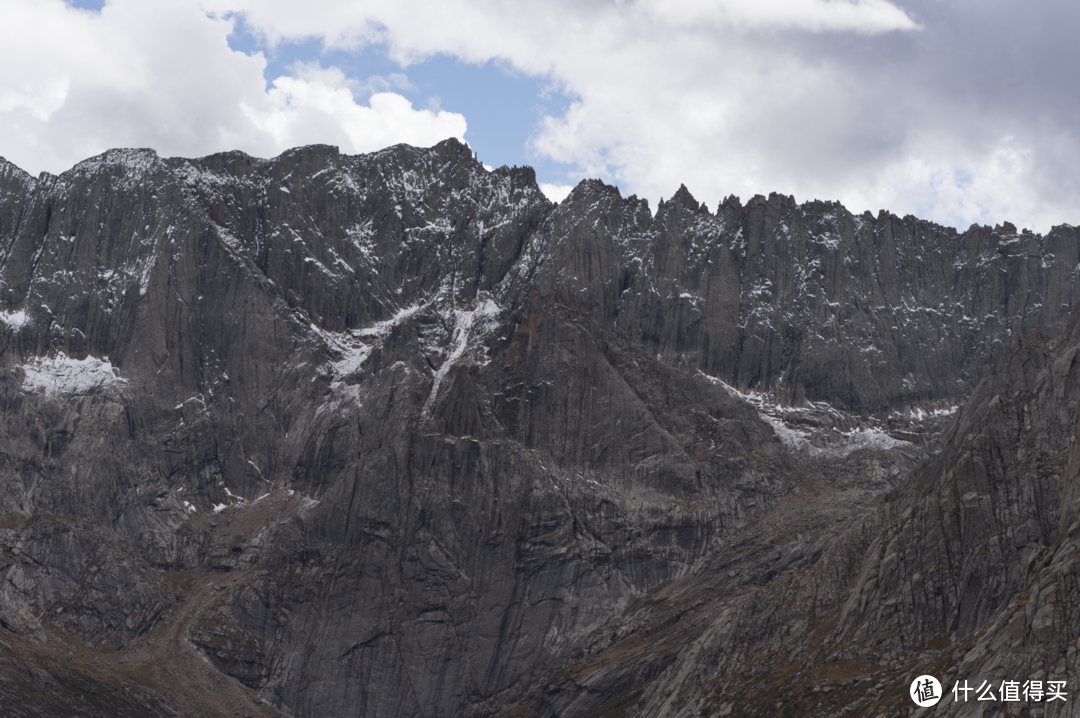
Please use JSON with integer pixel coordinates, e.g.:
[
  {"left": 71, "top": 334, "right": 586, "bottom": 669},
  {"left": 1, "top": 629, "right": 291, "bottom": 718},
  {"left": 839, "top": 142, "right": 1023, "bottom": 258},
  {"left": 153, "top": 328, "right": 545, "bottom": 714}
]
[
  {"left": 0, "top": 139, "right": 1078, "bottom": 717},
  {"left": 603, "top": 293, "right": 1080, "bottom": 718},
  {"left": 551, "top": 183, "right": 1080, "bottom": 413}
]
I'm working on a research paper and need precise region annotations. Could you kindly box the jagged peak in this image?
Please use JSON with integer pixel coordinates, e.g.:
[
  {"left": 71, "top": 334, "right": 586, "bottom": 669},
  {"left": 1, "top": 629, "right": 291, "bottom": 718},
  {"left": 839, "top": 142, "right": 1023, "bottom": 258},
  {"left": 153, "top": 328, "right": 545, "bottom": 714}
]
[
  {"left": 275, "top": 144, "right": 341, "bottom": 163},
  {"left": 490, "top": 164, "right": 542, "bottom": 195},
  {"left": 717, "top": 194, "right": 744, "bottom": 219},
  {"left": 367, "top": 137, "right": 468, "bottom": 164},
  {"left": 167, "top": 148, "right": 266, "bottom": 180},
  {"left": 64, "top": 148, "right": 163, "bottom": 187},
  {"left": 654, "top": 184, "right": 709, "bottom": 219},
  {"left": 0, "top": 156, "right": 37, "bottom": 187},
  {"left": 78, "top": 147, "right": 159, "bottom": 167},
  {"left": 745, "top": 194, "right": 769, "bottom": 210},
  {"left": 553, "top": 179, "right": 658, "bottom": 229},
  {"left": 187, "top": 148, "right": 263, "bottom": 164},
  {"left": 800, "top": 198, "right": 844, "bottom": 212},
  {"left": 564, "top": 177, "right": 623, "bottom": 205},
  {"left": 433, "top": 136, "right": 469, "bottom": 152},
  {"left": 625, "top": 193, "right": 650, "bottom": 214},
  {"left": 428, "top": 136, "right": 475, "bottom": 166},
  {"left": 669, "top": 183, "right": 708, "bottom": 214}
]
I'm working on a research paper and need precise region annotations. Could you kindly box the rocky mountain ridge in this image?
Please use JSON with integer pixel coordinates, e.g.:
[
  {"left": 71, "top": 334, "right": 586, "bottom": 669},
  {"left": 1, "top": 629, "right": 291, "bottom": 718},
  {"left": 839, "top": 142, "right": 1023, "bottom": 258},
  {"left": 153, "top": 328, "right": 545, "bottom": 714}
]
[{"left": 0, "top": 138, "right": 1078, "bottom": 717}]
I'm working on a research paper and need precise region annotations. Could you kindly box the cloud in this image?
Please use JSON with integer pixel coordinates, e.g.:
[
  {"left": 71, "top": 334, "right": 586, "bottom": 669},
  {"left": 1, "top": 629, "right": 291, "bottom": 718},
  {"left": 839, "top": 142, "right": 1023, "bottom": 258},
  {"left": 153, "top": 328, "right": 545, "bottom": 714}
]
[
  {"left": 539, "top": 183, "right": 574, "bottom": 204},
  {"left": 251, "top": 62, "right": 464, "bottom": 153},
  {"left": 635, "top": 0, "right": 920, "bottom": 33},
  {"left": 205, "top": 0, "right": 917, "bottom": 58},
  {"left": 204, "top": 0, "right": 1080, "bottom": 233},
  {"left": 0, "top": 0, "right": 464, "bottom": 174}
]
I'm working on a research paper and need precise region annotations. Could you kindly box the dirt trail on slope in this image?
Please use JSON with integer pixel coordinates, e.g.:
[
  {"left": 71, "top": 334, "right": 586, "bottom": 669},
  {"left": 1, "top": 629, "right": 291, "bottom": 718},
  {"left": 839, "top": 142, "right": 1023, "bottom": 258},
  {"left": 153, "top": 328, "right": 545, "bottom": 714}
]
[
  {"left": 120, "top": 568, "right": 287, "bottom": 718},
  {"left": 113, "top": 489, "right": 306, "bottom": 717}
]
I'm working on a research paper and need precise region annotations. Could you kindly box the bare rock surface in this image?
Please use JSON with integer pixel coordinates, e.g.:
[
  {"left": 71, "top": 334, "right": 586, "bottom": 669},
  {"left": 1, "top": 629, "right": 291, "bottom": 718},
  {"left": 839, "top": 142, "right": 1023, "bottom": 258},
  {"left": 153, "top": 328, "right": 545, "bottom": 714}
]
[
  {"left": 593, "top": 311, "right": 1080, "bottom": 718},
  {"left": 0, "top": 140, "right": 1079, "bottom": 716}
]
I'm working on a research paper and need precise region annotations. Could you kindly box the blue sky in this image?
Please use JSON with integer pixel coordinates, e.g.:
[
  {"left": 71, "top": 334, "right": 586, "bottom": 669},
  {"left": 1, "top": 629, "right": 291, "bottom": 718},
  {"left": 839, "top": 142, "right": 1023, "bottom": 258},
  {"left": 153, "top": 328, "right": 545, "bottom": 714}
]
[{"left": 3, "top": 0, "right": 1079, "bottom": 231}]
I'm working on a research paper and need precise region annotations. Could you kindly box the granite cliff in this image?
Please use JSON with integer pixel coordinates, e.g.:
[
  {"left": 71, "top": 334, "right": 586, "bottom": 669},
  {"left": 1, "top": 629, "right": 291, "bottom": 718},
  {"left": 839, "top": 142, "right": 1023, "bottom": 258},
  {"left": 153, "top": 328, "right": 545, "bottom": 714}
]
[{"left": 0, "top": 138, "right": 1078, "bottom": 717}]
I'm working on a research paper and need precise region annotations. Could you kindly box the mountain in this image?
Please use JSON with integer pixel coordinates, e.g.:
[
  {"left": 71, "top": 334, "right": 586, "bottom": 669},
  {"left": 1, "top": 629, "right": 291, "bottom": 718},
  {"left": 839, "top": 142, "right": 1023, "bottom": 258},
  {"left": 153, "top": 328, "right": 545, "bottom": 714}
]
[{"left": 0, "top": 138, "right": 1078, "bottom": 717}]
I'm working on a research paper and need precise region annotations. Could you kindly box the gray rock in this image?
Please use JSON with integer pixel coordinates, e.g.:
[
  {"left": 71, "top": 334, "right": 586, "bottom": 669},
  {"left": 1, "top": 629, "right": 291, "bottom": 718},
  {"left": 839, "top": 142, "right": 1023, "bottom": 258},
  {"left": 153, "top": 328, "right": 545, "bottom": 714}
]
[{"left": 0, "top": 140, "right": 1078, "bottom": 717}]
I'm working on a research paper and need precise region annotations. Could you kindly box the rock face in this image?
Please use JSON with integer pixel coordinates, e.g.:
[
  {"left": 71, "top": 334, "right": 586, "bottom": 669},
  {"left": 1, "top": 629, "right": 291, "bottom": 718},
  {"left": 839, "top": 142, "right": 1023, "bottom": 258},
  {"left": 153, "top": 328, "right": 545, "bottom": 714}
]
[
  {"left": 0, "top": 139, "right": 1078, "bottom": 717},
  {"left": 613, "top": 307, "right": 1080, "bottom": 718}
]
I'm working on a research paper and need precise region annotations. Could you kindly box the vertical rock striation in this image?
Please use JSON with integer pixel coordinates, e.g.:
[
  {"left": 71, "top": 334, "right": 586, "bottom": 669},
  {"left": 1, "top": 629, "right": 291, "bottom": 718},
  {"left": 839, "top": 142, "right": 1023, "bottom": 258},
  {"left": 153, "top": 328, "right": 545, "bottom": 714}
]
[{"left": 0, "top": 140, "right": 1078, "bottom": 716}]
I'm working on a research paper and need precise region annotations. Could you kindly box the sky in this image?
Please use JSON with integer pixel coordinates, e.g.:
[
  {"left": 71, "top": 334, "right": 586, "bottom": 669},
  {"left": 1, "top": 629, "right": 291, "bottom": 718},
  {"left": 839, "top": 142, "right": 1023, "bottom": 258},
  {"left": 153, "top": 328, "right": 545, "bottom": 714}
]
[{"left": 0, "top": 0, "right": 1077, "bottom": 233}]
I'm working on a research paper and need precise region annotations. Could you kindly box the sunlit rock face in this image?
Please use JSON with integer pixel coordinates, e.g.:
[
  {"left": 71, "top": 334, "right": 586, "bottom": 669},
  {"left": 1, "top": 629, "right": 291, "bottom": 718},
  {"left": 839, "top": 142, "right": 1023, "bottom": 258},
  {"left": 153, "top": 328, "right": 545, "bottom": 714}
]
[{"left": 0, "top": 139, "right": 1078, "bottom": 717}]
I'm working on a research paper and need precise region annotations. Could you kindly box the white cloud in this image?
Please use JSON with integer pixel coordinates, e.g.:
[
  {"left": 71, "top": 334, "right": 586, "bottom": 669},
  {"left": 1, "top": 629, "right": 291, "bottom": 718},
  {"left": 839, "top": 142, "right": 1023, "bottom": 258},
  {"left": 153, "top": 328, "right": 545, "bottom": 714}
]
[
  {"left": 0, "top": 0, "right": 464, "bottom": 175},
  {"left": 539, "top": 183, "right": 574, "bottom": 204},
  {"left": 634, "top": 0, "right": 920, "bottom": 33},
  {"left": 204, "top": 0, "right": 916, "bottom": 58},
  {"left": 842, "top": 137, "right": 1041, "bottom": 229},
  {"left": 0, "top": 77, "right": 69, "bottom": 121},
  {"left": 250, "top": 62, "right": 464, "bottom": 153}
]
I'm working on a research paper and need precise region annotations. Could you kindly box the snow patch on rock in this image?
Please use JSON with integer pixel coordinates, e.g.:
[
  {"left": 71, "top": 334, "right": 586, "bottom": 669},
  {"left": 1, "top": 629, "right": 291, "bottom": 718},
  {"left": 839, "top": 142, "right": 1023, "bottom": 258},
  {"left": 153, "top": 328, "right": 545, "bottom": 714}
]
[
  {"left": 313, "top": 302, "right": 426, "bottom": 383},
  {"left": 0, "top": 309, "right": 28, "bottom": 329},
  {"left": 701, "top": 372, "right": 914, "bottom": 458},
  {"left": 422, "top": 295, "right": 501, "bottom": 418},
  {"left": 21, "top": 353, "right": 127, "bottom": 396}
]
